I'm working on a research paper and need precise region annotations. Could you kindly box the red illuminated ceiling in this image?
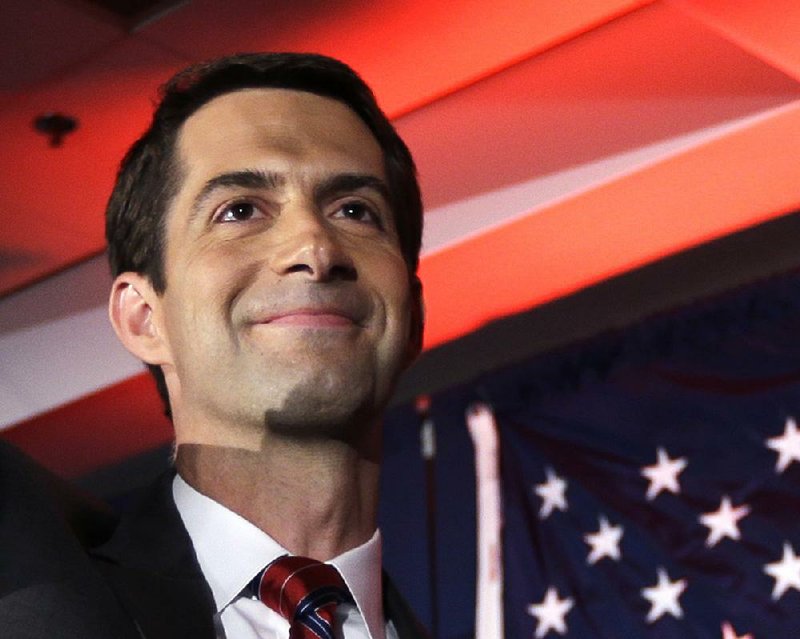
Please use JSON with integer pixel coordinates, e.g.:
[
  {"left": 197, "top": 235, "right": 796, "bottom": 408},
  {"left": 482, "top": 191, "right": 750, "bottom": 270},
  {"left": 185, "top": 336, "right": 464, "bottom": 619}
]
[
  {"left": 0, "top": 0, "right": 653, "bottom": 296},
  {"left": 2, "top": 0, "right": 800, "bottom": 477}
]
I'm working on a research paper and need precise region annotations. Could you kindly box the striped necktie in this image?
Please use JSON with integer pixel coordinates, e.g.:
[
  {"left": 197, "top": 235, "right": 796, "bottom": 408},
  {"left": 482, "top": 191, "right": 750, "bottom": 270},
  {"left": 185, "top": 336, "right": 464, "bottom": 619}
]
[{"left": 249, "top": 555, "right": 352, "bottom": 639}]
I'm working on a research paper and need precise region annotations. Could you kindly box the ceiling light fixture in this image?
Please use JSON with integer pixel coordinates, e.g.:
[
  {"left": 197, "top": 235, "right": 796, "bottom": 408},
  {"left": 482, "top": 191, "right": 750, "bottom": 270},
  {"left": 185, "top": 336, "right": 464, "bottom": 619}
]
[{"left": 33, "top": 113, "right": 78, "bottom": 147}]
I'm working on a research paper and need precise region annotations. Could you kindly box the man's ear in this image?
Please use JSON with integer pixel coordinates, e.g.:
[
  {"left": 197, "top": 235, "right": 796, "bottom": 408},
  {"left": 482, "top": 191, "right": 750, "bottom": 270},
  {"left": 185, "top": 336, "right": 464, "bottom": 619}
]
[
  {"left": 108, "top": 272, "right": 170, "bottom": 366},
  {"left": 405, "top": 275, "right": 425, "bottom": 365}
]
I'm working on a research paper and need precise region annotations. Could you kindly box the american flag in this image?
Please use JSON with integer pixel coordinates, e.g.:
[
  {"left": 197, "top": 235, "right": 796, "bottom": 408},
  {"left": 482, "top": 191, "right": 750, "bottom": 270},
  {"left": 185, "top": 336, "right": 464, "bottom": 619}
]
[{"left": 476, "top": 274, "right": 800, "bottom": 638}]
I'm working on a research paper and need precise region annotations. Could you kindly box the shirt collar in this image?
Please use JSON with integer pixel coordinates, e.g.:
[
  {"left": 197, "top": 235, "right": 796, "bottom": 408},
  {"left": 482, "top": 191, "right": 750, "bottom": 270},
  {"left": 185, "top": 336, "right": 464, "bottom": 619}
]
[
  {"left": 173, "top": 474, "right": 386, "bottom": 639},
  {"left": 330, "top": 527, "right": 385, "bottom": 639}
]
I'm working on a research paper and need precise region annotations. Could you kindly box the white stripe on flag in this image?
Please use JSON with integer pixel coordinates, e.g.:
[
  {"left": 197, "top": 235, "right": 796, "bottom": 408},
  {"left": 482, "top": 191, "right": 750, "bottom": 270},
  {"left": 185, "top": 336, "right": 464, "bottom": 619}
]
[{"left": 466, "top": 403, "right": 504, "bottom": 639}]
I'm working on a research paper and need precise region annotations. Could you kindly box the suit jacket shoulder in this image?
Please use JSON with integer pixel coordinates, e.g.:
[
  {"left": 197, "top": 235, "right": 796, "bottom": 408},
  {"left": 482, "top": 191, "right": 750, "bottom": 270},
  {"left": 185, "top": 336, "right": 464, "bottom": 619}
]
[
  {"left": 0, "top": 442, "right": 429, "bottom": 639},
  {"left": 0, "top": 441, "right": 140, "bottom": 639}
]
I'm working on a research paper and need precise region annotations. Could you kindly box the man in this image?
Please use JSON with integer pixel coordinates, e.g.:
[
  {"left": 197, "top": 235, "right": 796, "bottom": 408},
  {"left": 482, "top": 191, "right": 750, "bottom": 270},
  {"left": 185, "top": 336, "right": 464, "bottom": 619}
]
[{"left": 0, "top": 53, "right": 428, "bottom": 639}]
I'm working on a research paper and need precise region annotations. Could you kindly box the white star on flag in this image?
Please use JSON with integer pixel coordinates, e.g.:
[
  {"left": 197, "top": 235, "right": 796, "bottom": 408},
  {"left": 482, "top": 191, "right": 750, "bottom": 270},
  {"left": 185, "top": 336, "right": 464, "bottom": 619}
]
[
  {"left": 767, "top": 417, "right": 800, "bottom": 473},
  {"left": 584, "top": 515, "right": 623, "bottom": 564},
  {"left": 764, "top": 542, "right": 800, "bottom": 600},
  {"left": 527, "top": 586, "right": 574, "bottom": 637},
  {"left": 721, "top": 621, "right": 754, "bottom": 639},
  {"left": 641, "top": 447, "right": 687, "bottom": 501},
  {"left": 641, "top": 567, "right": 687, "bottom": 623},
  {"left": 534, "top": 468, "right": 568, "bottom": 519},
  {"left": 699, "top": 496, "right": 750, "bottom": 547}
]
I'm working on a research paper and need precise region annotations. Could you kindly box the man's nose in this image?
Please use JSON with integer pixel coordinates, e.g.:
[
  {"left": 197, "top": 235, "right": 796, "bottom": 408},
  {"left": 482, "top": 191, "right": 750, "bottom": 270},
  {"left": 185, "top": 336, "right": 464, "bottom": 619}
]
[{"left": 268, "top": 207, "right": 356, "bottom": 281}]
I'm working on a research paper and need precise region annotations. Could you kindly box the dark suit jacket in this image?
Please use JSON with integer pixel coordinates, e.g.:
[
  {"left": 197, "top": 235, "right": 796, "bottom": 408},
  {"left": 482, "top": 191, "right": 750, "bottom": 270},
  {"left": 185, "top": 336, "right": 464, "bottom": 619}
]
[{"left": 0, "top": 442, "right": 429, "bottom": 639}]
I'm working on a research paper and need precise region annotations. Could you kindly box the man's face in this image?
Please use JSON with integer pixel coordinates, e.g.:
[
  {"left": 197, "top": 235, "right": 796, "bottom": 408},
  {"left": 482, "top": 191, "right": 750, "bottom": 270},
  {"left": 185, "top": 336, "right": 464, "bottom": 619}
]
[{"left": 150, "top": 88, "right": 418, "bottom": 446}]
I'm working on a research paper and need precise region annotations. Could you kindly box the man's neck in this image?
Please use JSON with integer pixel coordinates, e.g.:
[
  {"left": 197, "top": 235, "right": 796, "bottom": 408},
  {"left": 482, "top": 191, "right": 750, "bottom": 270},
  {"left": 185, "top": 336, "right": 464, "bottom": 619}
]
[{"left": 174, "top": 438, "right": 380, "bottom": 561}]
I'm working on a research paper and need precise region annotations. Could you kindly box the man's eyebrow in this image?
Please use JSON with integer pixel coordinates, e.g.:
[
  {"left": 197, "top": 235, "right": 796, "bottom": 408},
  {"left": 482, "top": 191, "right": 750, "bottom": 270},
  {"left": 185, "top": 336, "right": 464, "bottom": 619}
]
[
  {"left": 313, "top": 173, "right": 391, "bottom": 202},
  {"left": 191, "top": 169, "right": 286, "bottom": 217}
]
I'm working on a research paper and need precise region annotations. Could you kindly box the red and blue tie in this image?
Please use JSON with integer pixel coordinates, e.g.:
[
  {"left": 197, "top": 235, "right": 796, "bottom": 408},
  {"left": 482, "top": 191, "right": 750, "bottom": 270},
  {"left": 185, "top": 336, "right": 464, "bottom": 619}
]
[{"left": 249, "top": 555, "right": 352, "bottom": 639}]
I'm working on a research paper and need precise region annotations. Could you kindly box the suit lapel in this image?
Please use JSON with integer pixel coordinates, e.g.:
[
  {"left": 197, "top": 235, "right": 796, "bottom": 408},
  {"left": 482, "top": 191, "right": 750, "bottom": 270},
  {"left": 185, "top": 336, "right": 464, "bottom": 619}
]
[{"left": 91, "top": 472, "right": 217, "bottom": 639}]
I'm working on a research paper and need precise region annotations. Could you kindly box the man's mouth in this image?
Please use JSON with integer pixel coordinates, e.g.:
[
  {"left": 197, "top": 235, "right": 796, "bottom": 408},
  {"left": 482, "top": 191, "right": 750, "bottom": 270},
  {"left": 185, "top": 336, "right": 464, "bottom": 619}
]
[
  {"left": 263, "top": 309, "right": 357, "bottom": 328},
  {"left": 244, "top": 287, "right": 371, "bottom": 330}
]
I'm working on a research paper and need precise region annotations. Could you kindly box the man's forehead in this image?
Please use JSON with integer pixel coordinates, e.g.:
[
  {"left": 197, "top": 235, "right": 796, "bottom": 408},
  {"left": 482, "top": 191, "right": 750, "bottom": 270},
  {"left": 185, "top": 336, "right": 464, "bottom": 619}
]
[
  {"left": 172, "top": 88, "right": 382, "bottom": 176},
  {"left": 180, "top": 87, "right": 368, "bottom": 142}
]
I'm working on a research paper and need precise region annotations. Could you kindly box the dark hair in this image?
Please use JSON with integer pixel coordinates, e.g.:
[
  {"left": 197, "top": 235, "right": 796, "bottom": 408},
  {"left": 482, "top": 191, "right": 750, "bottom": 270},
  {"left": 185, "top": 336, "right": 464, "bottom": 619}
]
[{"left": 105, "top": 52, "right": 424, "bottom": 418}]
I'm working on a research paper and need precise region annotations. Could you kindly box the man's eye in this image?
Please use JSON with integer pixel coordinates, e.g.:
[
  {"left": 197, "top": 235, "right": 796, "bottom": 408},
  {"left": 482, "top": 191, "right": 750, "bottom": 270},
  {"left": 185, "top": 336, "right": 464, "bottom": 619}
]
[
  {"left": 334, "top": 201, "right": 383, "bottom": 228},
  {"left": 215, "top": 201, "right": 261, "bottom": 223}
]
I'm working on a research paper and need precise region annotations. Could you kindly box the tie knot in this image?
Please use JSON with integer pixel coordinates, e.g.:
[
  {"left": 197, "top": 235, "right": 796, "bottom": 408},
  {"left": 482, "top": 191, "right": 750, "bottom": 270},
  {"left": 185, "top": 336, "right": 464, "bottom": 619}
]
[{"left": 251, "top": 555, "right": 351, "bottom": 635}]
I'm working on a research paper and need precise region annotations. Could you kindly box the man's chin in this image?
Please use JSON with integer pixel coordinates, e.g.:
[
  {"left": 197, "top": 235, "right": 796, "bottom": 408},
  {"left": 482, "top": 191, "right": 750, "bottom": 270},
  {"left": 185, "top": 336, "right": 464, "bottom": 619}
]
[{"left": 261, "top": 386, "right": 379, "bottom": 442}]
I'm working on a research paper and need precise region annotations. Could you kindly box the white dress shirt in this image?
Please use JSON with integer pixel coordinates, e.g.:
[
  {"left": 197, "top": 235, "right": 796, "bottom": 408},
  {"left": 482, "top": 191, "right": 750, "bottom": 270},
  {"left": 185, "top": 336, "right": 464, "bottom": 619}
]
[{"left": 173, "top": 475, "right": 399, "bottom": 639}]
